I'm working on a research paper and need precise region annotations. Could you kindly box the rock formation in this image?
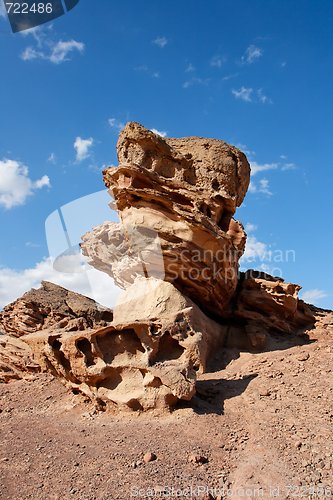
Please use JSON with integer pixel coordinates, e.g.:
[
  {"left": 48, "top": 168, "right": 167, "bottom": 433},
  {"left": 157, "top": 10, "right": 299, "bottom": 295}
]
[
  {"left": 0, "top": 281, "right": 113, "bottom": 338},
  {"left": 24, "top": 278, "right": 226, "bottom": 410},
  {"left": 0, "top": 123, "right": 316, "bottom": 411},
  {"left": 223, "top": 270, "right": 315, "bottom": 350},
  {"left": 82, "top": 122, "right": 251, "bottom": 318},
  {"left": 0, "top": 334, "right": 40, "bottom": 382}
]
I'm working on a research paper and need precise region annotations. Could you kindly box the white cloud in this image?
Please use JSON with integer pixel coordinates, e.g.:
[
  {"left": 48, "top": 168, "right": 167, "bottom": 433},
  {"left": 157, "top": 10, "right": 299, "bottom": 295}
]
[
  {"left": 222, "top": 73, "right": 238, "bottom": 81},
  {"left": 249, "top": 178, "right": 272, "bottom": 196},
  {"left": 21, "top": 39, "right": 84, "bottom": 64},
  {"left": 251, "top": 161, "right": 278, "bottom": 176},
  {"left": 0, "top": 258, "right": 120, "bottom": 310},
  {"left": 134, "top": 65, "right": 160, "bottom": 78},
  {"left": 257, "top": 88, "right": 272, "bottom": 104},
  {"left": 108, "top": 118, "right": 125, "bottom": 131},
  {"left": 49, "top": 40, "right": 85, "bottom": 64},
  {"left": 48, "top": 153, "right": 56, "bottom": 164},
  {"left": 245, "top": 223, "right": 258, "bottom": 233},
  {"left": 21, "top": 46, "right": 44, "bottom": 61},
  {"left": 210, "top": 55, "right": 225, "bottom": 68},
  {"left": 152, "top": 36, "right": 168, "bottom": 48},
  {"left": 150, "top": 128, "right": 167, "bottom": 138},
  {"left": 25, "top": 241, "right": 40, "bottom": 248},
  {"left": 0, "top": 159, "right": 50, "bottom": 209},
  {"left": 34, "top": 175, "right": 50, "bottom": 189},
  {"left": 281, "top": 162, "right": 296, "bottom": 171},
  {"left": 74, "top": 137, "right": 94, "bottom": 162},
  {"left": 232, "top": 86, "right": 253, "bottom": 102},
  {"left": 232, "top": 87, "right": 271, "bottom": 104},
  {"left": 242, "top": 45, "right": 263, "bottom": 64},
  {"left": 301, "top": 289, "right": 327, "bottom": 304},
  {"left": 185, "top": 63, "right": 195, "bottom": 73},
  {"left": 183, "top": 77, "right": 209, "bottom": 89},
  {"left": 19, "top": 25, "right": 44, "bottom": 45},
  {"left": 241, "top": 235, "right": 268, "bottom": 262}
]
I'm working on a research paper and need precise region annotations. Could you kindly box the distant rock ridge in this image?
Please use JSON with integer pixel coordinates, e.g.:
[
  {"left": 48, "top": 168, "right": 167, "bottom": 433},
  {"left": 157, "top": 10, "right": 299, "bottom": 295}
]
[
  {"left": 0, "top": 123, "right": 318, "bottom": 410},
  {"left": 0, "top": 281, "right": 113, "bottom": 338}
]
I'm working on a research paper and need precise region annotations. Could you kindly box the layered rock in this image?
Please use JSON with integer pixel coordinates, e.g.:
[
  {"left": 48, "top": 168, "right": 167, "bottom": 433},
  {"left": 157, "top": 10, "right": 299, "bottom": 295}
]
[
  {"left": 0, "top": 334, "right": 40, "bottom": 382},
  {"left": 82, "top": 122, "right": 251, "bottom": 318},
  {"left": 1, "top": 123, "right": 317, "bottom": 411},
  {"left": 233, "top": 271, "right": 314, "bottom": 333},
  {"left": 0, "top": 281, "right": 113, "bottom": 338},
  {"left": 224, "top": 271, "right": 315, "bottom": 350},
  {"left": 24, "top": 279, "right": 225, "bottom": 410}
]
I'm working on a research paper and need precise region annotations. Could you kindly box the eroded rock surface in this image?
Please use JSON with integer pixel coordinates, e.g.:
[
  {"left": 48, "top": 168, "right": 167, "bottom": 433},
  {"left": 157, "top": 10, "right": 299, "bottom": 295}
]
[
  {"left": 223, "top": 271, "right": 315, "bottom": 350},
  {"left": 1, "top": 124, "right": 318, "bottom": 412},
  {"left": 0, "top": 281, "right": 113, "bottom": 338},
  {"left": 24, "top": 279, "right": 225, "bottom": 410},
  {"left": 0, "top": 335, "right": 40, "bottom": 382},
  {"left": 82, "top": 122, "right": 251, "bottom": 317}
]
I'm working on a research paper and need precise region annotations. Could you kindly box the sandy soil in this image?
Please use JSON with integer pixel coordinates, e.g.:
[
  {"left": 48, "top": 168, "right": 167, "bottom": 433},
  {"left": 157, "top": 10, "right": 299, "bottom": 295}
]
[{"left": 0, "top": 311, "right": 332, "bottom": 499}]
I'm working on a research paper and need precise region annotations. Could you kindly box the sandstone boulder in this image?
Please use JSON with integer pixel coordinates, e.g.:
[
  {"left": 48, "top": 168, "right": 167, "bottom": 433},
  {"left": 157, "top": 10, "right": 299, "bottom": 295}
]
[
  {"left": 24, "top": 278, "right": 226, "bottom": 410},
  {"left": 82, "top": 122, "right": 251, "bottom": 317},
  {"left": 2, "top": 124, "right": 318, "bottom": 412},
  {"left": 0, "top": 334, "right": 40, "bottom": 382}
]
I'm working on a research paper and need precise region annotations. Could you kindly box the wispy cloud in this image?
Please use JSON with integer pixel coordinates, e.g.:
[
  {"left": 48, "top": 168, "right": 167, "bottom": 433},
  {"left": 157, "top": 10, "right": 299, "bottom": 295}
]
[
  {"left": 74, "top": 137, "right": 94, "bottom": 162},
  {"left": 301, "top": 289, "right": 327, "bottom": 304},
  {"left": 210, "top": 55, "right": 225, "bottom": 68},
  {"left": 0, "top": 159, "right": 50, "bottom": 209},
  {"left": 185, "top": 63, "right": 195, "bottom": 73},
  {"left": 183, "top": 77, "right": 209, "bottom": 89},
  {"left": 151, "top": 128, "right": 167, "bottom": 138},
  {"left": 235, "top": 143, "right": 256, "bottom": 159},
  {"left": 152, "top": 36, "right": 168, "bottom": 48},
  {"left": 21, "top": 39, "right": 85, "bottom": 64},
  {"left": 245, "top": 223, "right": 258, "bottom": 233},
  {"left": 241, "top": 45, "right": 263, "bottom": 64},
  {"left": 232, "top": 87, "right": 272, "bottom": 104},
  {"left": 232, "top": 86, "right": 253, "bottom": 102},
  {"left": 249, "top": 178, "right": 272, "bottom": 196},
  {"left": 257, "top": 88, "right": 272, "bottom": 104},
  {"left": 108, "top": 118, "right": 125, "bottom": 131},
  {"left": 251, "top": 160, "right": 296, "bottom": 175},
  {"left": 242, "top": 234, "right": 269, "bottom": 262},
  {"left": 135, "top": 65, "right": 160, "bottom": 78},
  {"left": 251, "top": 162, "right": 278, "bottom": 176},
  {"left": 222, "top": 73, "right": 238, "bottom": 81},
  {"left": 47, "top": 153, "right": 56, "bottom": 164},
  {"left": 19, "top": 25, "right": 44, "bottom": 45}
]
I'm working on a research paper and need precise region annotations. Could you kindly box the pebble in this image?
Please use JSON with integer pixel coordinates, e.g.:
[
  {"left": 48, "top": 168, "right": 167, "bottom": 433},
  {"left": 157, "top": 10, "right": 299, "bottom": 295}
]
[
  {"left": 143, "top": 452, "right": 157, "bottom": 463},
  {"left": 297, "top": 353, "right": 310, "bottom": 361},
  {"left": 188, "top": 453, "right": 208, "bottom": 465}
]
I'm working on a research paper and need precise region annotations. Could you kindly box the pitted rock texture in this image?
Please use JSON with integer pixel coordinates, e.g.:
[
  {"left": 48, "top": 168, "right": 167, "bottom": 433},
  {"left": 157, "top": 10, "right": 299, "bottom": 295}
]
[
  {"left": 82, "top": 122, "right": 250, "bottom": 317},
  {"left": 234, "top": 271, "right": 315, "bottom": 333},
  {"left": 24, "top": 280, "right": 225, "bottom": 410},
  {"left": 223, "top": 271, "right": 315, "bottom": 350},
  {"left": 2, "top": 124, "right": 318, "bottom": 412},
  {"left": 0, "top": 281, "right": 113, "bottom": 338}
]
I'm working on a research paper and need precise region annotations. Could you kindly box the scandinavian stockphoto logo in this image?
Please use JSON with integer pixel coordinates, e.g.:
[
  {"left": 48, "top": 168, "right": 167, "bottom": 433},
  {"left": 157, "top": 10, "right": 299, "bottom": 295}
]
[
  {"left": 45, "top": 190, "right": 165, "bottom": 308},
  {"left": 2, "top": 0, "right": 80, "bottom": 33}
]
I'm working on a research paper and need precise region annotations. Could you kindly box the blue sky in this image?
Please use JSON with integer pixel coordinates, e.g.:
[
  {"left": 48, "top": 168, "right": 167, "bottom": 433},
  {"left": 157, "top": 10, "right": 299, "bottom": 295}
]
[{"left": 0, "top": 0, "right": 332, "bottom": 310}]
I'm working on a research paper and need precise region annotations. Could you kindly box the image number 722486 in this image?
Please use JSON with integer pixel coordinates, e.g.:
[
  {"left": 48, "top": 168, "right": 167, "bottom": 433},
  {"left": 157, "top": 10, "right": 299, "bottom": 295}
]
[{"left": 3, "top": 0, "right": 80, "bottom": 33}]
